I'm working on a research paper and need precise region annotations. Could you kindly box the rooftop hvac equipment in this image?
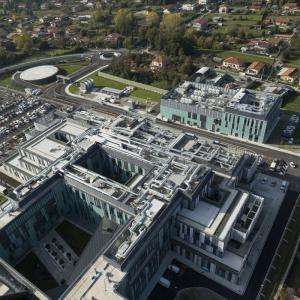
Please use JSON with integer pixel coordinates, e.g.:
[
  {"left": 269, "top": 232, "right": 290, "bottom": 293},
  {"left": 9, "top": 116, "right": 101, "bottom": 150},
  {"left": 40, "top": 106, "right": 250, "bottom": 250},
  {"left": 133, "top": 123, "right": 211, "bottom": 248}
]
[{"left": 180, "top": 98, "right": 193, "bottom": 104}]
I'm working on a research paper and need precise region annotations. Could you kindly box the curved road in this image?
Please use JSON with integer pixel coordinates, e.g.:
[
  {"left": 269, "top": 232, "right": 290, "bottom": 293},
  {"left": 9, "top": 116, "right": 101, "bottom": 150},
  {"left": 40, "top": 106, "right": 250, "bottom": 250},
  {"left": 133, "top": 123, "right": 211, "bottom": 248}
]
[{"left": 0, "top": 49, "right": 127, "bottom": 76}]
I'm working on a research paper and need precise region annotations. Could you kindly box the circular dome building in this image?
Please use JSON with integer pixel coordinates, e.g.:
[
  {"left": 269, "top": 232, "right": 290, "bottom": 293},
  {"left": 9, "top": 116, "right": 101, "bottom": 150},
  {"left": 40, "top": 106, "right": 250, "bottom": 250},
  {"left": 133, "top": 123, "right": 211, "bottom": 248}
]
[{"left": 20, "top": 65, "right": 59, "bottom": 84}]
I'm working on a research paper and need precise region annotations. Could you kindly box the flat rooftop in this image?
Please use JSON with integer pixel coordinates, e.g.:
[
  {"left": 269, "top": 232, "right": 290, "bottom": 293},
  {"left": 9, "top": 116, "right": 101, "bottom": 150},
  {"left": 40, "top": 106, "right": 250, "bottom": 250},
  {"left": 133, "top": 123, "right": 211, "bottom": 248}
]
[
  {"left": 179, "top": 200, "right": 220, "bottom": 227},
  {"left": 30, "top": 138, "right": 66, "bottom": 161},
  {"left": 162, "top": 81, "right": 280, "bottom": 119},
  {"left": 63, "top": 256, "right": 125, "bottom": 300},
  {"left": 59, "top": 123, "right": 87, "bottom": 137}
]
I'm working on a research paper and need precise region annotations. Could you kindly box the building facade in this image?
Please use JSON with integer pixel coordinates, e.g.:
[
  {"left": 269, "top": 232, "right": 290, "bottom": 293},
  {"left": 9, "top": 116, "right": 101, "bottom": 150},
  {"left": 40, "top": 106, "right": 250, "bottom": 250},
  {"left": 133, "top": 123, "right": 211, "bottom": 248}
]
[{"left": 160, "top": 79, "right": 282, "bottom": 143}]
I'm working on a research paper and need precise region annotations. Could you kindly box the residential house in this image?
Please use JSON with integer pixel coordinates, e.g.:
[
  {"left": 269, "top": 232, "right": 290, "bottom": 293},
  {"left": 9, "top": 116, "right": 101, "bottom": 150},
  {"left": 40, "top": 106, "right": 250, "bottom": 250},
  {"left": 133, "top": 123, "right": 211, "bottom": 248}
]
[
  {"left": 72, "top": 4, "right": 85, "bottom": 13},
  {"left": 150, "top": 55, "right": 170, "bottom": 71},
  {"left": 182, "top": 3, "right": 198, "bottom": 11},
  {"left": 219, "top": 4, "right": 229, "bottom": 14},
  {"left": 192, "top": 17, "right": 209, "bottom": 31},
  {"left": 40, "top": 3, "right": 49, "bottom": 10},
  {"left": 283, "top": 2, "right": 300, "bottom": 14},
  {"left": 245, "top": 38, "right": 273, "bottom": 55},
  {"left": 250, "top": 0, "right": 263, "bottom": 11},
  {"left": 278, "top": 67, "right": 299, "bottom": 83},
  {"left": 163, "top": 5, "right": 180, "bottom": 14},
  {"left": 199, "top": 0, "right": 221, "bottom": 4},
  {"left": 246, "top": 61, "right": 266, "bottom": 77},
  {"left": 222, "top": 57, "right": 244, "bottom": 71},
  {"left": 269, "top": 34, "right": 294, "bottom": 45},
  {"left": 104, "top": 33, "right": 123, "bottom": 48},
  {"left": 274, "top": 16, "right": 289, "bottom": 27}
]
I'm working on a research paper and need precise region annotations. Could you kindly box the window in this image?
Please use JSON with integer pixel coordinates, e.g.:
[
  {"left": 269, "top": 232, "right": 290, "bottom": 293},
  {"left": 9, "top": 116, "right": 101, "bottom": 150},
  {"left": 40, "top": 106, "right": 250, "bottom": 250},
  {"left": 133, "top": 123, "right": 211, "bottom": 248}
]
[{"left": 217, "top": 267, "right": 226, "bottom": 278}]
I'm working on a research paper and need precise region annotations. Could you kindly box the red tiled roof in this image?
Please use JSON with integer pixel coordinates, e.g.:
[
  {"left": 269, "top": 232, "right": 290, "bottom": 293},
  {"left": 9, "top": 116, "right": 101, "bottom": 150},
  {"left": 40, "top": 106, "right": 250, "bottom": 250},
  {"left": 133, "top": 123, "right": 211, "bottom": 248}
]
[
  {"left": 223, "top": 56, "right": 243, "bottom": 66},
  {"left": 275, "top": 16, "right": 289, "bottom": 24},
  {"left": 281, "top": 67, "right": 298, "bottom": 77},
  {"left": 247, "top": 61, "right": 265, "bottom": 72},
  {"left": 193, "top": 17, "right": 208, "bottom": 25},
  {"left": 151, "top": 55, "right": 169, "bottom": 65}
]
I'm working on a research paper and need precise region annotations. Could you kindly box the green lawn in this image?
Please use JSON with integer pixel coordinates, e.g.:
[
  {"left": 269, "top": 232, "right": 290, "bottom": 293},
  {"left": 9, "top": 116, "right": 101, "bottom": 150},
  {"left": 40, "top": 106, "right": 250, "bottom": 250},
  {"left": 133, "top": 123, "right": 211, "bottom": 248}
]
[
  {"left": 70, "top": 72, "right": 162, "bottom": 102},
  {"left": 217, "top": 51, "right": 273, "bottom": 64},
  {"left": 56, "top": 62, "right": 88, "bottom": 75},
  {"left": 55, "top": 220, "right": 91, "bottom": 256},
  {"left": 282, "top": 92, "right": 300, "bottom": 113},
  {"left": 207, "top": 13, "right": 263, "bottom": 23},
  {"left": 15, "top": 252, "right": 58, "bottom": 291},
  {"left": 22, "top": 48, "right": 79, "bottom": 63},
  {"left": 199, "top": 48, "right": 273, "bottom": 64},
  {"left": 285, "top": 51, "right": 300, "bottom": 68},
  {"left": 0, "top": 74, "right": 24, "bottom": 91},
  {"left": 0, "top": 194, "right": 6, "bottom": 203},
  {"left": 0, "top": 172, "right": 21, "bottom": 188},
  {"left": 0, "top": 74, "right": 14, "bottom": 88},
  {"left": 208, "top": 13, "right": 264, "bottom": 37}
]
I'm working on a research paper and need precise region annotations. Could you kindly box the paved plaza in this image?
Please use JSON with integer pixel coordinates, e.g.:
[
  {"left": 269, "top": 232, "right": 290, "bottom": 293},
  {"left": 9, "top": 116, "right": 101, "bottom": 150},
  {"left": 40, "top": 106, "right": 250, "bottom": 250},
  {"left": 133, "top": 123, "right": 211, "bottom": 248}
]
[{"left": 34, "top": 229, "right": 79, "bottom": 285}]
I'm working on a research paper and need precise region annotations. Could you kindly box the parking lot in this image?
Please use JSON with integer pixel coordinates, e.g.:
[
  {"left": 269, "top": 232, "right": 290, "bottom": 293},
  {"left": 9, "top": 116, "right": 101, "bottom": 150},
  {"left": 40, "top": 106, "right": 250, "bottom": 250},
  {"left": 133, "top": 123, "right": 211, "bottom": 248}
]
[
  {"left": 281, "top": 113, "right": 299, "bottom": 145},
  {"left": 0, "top": 88, "right": 55, "bottom": 161}
]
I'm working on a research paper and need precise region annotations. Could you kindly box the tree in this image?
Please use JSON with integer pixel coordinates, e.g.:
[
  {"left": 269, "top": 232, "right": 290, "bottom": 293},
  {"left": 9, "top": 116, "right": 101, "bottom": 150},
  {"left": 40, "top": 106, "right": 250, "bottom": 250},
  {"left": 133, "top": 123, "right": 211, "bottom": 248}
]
[
  {"left": 146, "top": 11, "right": 160, "bottom": 27},
  {"left": 160, "top": 13, "right": 182, "bottom": 32},
  {"left": 179, "top": 56, "right": 194, "bottom": 75},
  {"left": 13, "top": 32, "right": 33, "bottom": 52},
  {"left": 38, "top": 40, "right": 50, "bottom": 51},
  {"left": 113, "top": 9, "right": 134, "bottom": 36}
]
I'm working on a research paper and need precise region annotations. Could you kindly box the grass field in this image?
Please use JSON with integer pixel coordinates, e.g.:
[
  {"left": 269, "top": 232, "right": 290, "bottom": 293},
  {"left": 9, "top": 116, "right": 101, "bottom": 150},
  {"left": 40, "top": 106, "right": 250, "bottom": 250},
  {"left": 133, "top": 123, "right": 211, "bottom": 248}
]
[
  {"left": 207, "top": 13, "right": 263, "bottom": 24},
  {"left": 0, "top": 74, "right": 24, "bottom": 91},
  {"left": 56, "top": 62, "right": 88, "bottom": 75},
  {"left": 0, "top": 74, "right": 14, "bottom": 88},
  {"left": 207, "top": 13, "right": 264, "bottom": 37},
  {"left": 70, "top": 72, "right": 163, "bottom": 102},
  {"left": 22, "top": 48, "right": 79, "bottom": 63},
  {"left": 285, "top": 51, "right": 300, "bottom": 68},
  {"left": 55, "top": 220, "right": 91, "bottom": 256},
  {"left": 0, "top": 172, "right": 21, "bottom": 188},
  {"left": 282, "top": 93, "right": 300, "bottom": 113},
  {"left": 199, "top": 48, "right": 273, "bottom": 64},
  {"left": 16, "top": 252, "right": 58, "bottom": 291},
  {"left": 0, "top": 194, "right": 6, "bottom": 203},
  {"left": 217, "top": 51, "right": 273, "bottom": 64}
]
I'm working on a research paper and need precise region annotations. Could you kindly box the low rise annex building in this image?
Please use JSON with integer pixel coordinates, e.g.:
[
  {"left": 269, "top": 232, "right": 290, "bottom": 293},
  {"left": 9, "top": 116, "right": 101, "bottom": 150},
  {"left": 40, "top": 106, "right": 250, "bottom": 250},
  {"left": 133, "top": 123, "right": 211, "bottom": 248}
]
[
  {"left": 0, "top": 112, "right": 288, "bottom": 300},
  {"left": 160, "top": 70, "right": 282, "bottom": 143}
]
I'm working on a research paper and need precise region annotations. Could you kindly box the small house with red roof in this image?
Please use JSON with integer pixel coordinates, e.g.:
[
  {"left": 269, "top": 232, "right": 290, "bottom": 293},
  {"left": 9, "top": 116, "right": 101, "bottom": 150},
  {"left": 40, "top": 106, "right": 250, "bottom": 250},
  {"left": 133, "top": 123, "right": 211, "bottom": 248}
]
[
  {"left": 246, "top": 61, "right": 266, "bottom": 76},
  {"left": 222, "top": 57, "right": 244, "bottom": 71}
]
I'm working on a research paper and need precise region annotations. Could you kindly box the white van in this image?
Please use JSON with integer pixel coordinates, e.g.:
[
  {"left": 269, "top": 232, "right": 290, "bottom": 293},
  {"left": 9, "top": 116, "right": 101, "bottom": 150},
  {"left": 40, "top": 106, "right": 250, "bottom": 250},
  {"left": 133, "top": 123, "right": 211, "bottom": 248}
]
[
  {"left": 168, "top": 264, "right": 180, "bottom": 274},
  {"left": 159, "top": 277, "right": 170, "bottom": 288}
]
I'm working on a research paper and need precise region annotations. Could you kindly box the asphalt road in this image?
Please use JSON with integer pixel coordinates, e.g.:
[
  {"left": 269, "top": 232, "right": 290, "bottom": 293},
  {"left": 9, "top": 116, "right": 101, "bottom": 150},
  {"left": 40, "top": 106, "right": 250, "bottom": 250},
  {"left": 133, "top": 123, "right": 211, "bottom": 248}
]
[{"left": 148, "top": 190, "right": 299, "bottom": 300}]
